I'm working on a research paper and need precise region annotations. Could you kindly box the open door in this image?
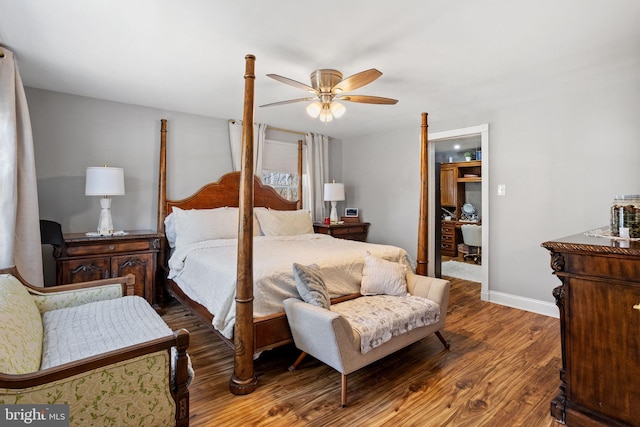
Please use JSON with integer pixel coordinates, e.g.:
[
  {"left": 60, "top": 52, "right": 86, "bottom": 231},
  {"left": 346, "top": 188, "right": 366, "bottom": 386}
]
[{"left": 428, "top": 124, "right": 489, "bottom": 301}]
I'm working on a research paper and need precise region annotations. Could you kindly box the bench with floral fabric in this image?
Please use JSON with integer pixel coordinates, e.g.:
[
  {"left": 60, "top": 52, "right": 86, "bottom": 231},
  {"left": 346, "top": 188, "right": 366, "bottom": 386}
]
[{"left": 0, "top": 266, "right": 191, "bottom": 427}]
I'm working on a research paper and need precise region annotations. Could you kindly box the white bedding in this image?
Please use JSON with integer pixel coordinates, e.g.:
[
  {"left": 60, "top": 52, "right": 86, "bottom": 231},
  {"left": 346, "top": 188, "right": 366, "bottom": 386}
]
[{"left": 167, "top": 234, "right": 415, "bottom": 338}]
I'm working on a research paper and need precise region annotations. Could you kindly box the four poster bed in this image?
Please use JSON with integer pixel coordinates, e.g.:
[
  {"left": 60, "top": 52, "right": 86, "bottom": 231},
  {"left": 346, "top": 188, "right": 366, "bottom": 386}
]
[{"left": 156, "top": 55, "right": 431, "bottom": 394}]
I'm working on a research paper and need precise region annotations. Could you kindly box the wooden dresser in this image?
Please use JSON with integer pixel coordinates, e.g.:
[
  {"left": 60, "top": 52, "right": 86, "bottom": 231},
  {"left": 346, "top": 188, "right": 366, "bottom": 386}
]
[
  {"left": 441, "top": 220, "right": 457, "bottom": 257},
  {"left": 313, "top": 222, "right": 370, "bottom": 241},
  {"left": 542, "top": 230, "right": 640, "bottom": 426},
  {"left": 55, "top": 230, "right": 162, "bottom": 304}
]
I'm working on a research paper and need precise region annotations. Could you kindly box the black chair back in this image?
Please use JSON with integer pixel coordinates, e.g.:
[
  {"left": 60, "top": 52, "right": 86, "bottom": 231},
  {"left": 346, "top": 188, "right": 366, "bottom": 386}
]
[{"left": 40, "top": 220, "right": 64, "bottom": 247}]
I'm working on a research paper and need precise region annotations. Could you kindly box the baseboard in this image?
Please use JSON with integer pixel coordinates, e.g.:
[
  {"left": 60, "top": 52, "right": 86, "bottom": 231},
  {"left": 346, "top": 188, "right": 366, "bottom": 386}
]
[{"left": 486, "top": 290, "right": 559, "bottom": 318}]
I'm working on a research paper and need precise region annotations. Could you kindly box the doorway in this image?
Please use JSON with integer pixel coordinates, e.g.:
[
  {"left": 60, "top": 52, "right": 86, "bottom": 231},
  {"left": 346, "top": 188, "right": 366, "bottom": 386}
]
[{"left": 427, "top": 124, "right": 489, "bottom": 301}]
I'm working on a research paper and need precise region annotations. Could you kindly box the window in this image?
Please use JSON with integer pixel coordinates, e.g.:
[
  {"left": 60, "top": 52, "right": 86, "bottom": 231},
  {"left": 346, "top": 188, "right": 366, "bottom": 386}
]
[
  {"left": 261, "top": 138, "right": 302, "bottom": 202},
  {"left": 261, "top": 170, "right": 299, "bottom": 201}
]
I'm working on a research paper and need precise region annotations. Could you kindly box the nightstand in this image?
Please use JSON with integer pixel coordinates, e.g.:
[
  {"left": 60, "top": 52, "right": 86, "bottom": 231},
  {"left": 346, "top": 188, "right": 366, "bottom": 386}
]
[
  {"left": 54, "top": 230, "right": 162, "bottom": 304},
  {"left": 313, "top": 222, "right": 370, "bottom": 241}
]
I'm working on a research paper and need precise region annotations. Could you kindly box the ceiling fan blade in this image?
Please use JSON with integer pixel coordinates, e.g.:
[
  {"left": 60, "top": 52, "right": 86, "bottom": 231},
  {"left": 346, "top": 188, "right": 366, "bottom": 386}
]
[
  {"left": 333, "top": 69, "right": 382, "bottom": 93},
  {"left": 266, "top": 74, "right": 316, "bottom": 93},
  {"left": 338, "top": 95, "right": 398, "bottom": 105},
  {"left": 259, "top": 97, "right": 317, "bottom": 108}
]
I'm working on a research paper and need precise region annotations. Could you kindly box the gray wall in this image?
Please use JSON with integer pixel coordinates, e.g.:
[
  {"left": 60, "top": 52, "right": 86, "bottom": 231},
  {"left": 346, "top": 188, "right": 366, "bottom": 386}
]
[
  {"left": 342, "top": 58, "right": 640, "bottom": 309},
  {"left": 28, "top": 88, "right": 344, "bottom": 233},
  {"left": 27, "top": 53, "right": 640, "bottom": 312},
  {"left": 26, "top": 88, "right": 343, "bottom": 281},
  {"left": 28, "top": 88, "right": 233, "bottom": 233}
]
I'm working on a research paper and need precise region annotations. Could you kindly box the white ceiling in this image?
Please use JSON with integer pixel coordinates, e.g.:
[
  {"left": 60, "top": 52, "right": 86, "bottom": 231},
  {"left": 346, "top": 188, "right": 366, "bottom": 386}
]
[{"left": 1, "top": 0, "right": 639, "bottom": 140}]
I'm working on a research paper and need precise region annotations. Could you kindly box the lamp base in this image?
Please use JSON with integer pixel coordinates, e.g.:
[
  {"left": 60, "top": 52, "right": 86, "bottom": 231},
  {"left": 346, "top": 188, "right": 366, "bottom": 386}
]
[
  {"left": 96, "top": 197, "right": 115, "bottom": 235},
  {"left": 330, "top": 201, "right": 338, "bottom": 224}
]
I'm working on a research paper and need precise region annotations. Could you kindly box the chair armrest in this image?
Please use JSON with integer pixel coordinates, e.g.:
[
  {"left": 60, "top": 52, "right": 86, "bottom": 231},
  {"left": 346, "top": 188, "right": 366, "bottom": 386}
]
[
  {"left": 283, "top": 298, "right": 353, "bottom": 373},
  {"left": 406, "top": 273, "right": 449, "bottom": 303},
  {"left": 406, "top": 273, "right": 450, "bottom": 327},
  {"left": 28, "top": 274, "right": 136, "bottom": 313},
  {"left": 0, "top": 329, "right": 185, "bottom": 388},
  {"left": 0, "top": 329, "right": 190, "bottom": 426}
]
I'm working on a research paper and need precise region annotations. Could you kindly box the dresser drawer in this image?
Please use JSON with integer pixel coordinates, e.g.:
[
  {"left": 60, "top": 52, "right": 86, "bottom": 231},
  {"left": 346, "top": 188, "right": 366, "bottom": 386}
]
[
  {"left": 441, "top": 241, "right": 455, "bottom": 251},
  {"left": 441, "top": 222, "right": 456, "bottom": 234},
  {"left": 313, "top": 222, "right": 370, "bottom": 242},
  {"left": 442, "top": 233, "right": 455, "bottom": 243},
  {"left": 65, "top": 240, "right": 153, "bottom": 256},
  {"left": 331, "top": 225, "right": 367, "bottom": 236},
  {"left": 563, "top": 253, "right": 640, "bottom": 283}
]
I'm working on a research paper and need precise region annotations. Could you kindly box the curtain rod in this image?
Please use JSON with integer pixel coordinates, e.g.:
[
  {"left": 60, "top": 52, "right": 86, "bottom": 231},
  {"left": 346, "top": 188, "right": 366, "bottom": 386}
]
[
  {"left": 228, "top": 119, "right": 306, "bottom": 138},
  {"left": 267, "top": 125, "right": 306, "bottom": 137}
]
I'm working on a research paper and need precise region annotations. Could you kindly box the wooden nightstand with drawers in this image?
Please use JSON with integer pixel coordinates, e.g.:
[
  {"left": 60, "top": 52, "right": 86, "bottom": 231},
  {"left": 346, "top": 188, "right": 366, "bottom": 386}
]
[
  {"left": 313, "top": 222, "right": 370, "bottom": 242},
  {"left": 54, "top": 230, "right": 162, "bottom": 304}
]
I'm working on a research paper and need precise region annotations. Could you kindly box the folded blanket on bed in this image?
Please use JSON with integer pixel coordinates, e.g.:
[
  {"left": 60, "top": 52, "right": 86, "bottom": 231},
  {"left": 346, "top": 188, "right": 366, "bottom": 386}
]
[{"left": 168, "top": 234, "right": 415, "bottom": 338}]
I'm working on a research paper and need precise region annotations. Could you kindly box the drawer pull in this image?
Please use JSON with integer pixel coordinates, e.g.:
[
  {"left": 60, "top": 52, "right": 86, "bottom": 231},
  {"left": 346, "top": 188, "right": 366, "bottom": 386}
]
[
  {"left": 634, "top": 304, "right": 640, "bottom": 311},
  {"left": 109, "top": 245, "right": 115, "bottom": 250}
]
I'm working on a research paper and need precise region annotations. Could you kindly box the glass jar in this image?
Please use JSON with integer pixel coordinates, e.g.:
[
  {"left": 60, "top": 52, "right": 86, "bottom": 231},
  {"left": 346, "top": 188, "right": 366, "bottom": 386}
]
[{"left": 610, "top": 195, "right": 640, "bottom": 238}]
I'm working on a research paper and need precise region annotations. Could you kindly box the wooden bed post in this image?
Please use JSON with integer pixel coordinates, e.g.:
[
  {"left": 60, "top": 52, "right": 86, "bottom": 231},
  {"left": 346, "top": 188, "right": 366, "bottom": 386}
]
[
  {"left": 297, "top": 139, "right": 303, "bottom": 210},
  {"left": 416, "top": 112, "right": 429, "bottom": 276},
  {"left": 230, "top": 54, "right": 258, "bottom": 395},
  {"left": 156, "top": 119, "right": 169, "bottom": 304},
  {"left": 157, "top": 119, "right": 168, "bottom": 233}
]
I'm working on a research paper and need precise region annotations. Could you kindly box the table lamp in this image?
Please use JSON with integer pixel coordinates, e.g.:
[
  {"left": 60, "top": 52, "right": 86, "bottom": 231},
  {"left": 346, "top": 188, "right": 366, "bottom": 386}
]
[
  {"left": 323, "top": 182, "right": 345, "bottom": 224},
  {"left": 85, "top": 166, "right": 125, "bottom": 235}
]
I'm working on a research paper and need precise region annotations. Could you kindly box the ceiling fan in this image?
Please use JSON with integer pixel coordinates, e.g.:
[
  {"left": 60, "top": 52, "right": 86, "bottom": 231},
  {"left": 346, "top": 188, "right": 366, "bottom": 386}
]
[{"left": 260, "top": 68, "right": 398, "bottom": 122}]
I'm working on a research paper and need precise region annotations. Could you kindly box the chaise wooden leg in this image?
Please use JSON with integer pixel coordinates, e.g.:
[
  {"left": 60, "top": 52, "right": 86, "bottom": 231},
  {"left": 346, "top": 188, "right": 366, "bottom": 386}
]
[
  {"left": 288, "top": 351, "right": 307, "bottom": 372},
  {"left": 435, "top": 331, "right": 450, "bottom": 350},
  {"left": 341, "top": 373, "right": 348, "bottom": 407}
]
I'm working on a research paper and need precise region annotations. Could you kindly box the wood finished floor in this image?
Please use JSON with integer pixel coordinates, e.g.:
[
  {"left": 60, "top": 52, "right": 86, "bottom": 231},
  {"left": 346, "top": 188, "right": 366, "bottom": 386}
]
[{"left": 161, "top": 277, "right": 562, "bottom": 427}]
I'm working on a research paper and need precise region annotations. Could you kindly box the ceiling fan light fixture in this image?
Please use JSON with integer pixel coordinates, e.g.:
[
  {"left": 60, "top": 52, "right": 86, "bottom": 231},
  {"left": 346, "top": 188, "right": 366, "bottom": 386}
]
[
  {"left": 264, "top": 68, "right": 398, "bottom": 122},
  {"left": 318, "top": 105, "right": 333, "bottom": 123},
  {"left": 306, "top": 102, "right": 322, "bottom": 118},
  {"left": 330, "top": 101, "right": 346, "bottom": 118}
]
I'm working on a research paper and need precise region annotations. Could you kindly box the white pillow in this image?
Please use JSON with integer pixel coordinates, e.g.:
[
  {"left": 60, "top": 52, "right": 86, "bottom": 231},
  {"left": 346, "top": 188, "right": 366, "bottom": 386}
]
[
  {"left": 360, "top": 252, "right": 408, "bottom": 296},
  {"left": 254, "top": 209, "right": 314, "bottom": 236},
  {"left": 164, "top": 212, "right": 177, "bottom": 248},
  {"left": 172, "top": 206, "right": 240, "bottom": 247}
]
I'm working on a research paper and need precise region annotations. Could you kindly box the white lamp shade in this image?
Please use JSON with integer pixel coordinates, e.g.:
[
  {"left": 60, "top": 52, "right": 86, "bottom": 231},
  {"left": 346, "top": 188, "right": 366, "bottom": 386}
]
[
  {"left": 323, "top": 182, "right": 345, "bottom": 202},
  {"left": 85, "top": 166, "right": 125, "bottom": 196},
  {"left": 318, "top": 108, "right": 333, "bottom": 123},
  {"left": 330, "top": 101, "right": 346, "bottom": 118},
  {"left": 306, "top": 102, "right": 322, "bottom": 118}
]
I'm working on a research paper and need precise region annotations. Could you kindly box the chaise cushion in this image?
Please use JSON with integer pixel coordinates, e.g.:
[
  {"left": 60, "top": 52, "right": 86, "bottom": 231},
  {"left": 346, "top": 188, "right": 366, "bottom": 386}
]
[
  {"left": 331, "top": 294, "right": 440, "bottom": 354},
  {"left": 41, "top": 296, "right": 173, "bottom": 369},
  {"left": 0, "top": 274, "right": 43, "bottom": 374}
]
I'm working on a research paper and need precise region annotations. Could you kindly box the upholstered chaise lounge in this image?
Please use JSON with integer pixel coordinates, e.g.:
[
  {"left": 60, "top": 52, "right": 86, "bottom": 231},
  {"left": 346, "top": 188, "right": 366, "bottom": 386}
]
[
  {"left": 284, "top": 268, "right": 450, "bottom": 407},
  {"left": 0, "top": 266, "right": 191, "bottom": 427}
]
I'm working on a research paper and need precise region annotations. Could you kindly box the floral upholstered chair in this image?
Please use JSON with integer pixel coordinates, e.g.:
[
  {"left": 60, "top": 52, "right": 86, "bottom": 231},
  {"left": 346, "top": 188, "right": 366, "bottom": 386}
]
[{"left": 0, "top": 266, "right": 191, "bottom": 427}]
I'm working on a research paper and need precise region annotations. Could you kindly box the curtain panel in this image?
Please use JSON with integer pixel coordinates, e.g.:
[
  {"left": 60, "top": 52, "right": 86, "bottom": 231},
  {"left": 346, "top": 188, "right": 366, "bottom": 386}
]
[
  {"left": 304, "top": 132, "right": 328, "bottom": 222},
  {"left": 0, "top": 48, "right": 43, "bottom": 285},
  {"left": 228, "top": 120, "right": 266, "bottom": 177}
]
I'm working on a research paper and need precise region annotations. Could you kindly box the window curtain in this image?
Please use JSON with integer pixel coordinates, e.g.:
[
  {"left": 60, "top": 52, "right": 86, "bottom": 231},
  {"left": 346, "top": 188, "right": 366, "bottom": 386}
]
[
  {"left": 228, "top": 120, "right": 266, "bottom": 177},
  {"left": 0, "top": 48, "right": 43, "bottom": 286},
  {"left": 304, "top": 132, "right": 329, "bottom": 222}
]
